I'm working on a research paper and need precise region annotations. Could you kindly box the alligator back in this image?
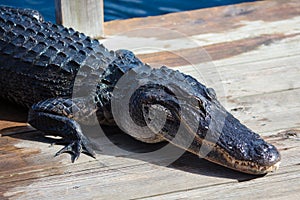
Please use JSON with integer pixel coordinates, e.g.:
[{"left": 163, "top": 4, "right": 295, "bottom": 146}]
[{"left": 0, "top": 6, "right": 114, "bottom": 107}]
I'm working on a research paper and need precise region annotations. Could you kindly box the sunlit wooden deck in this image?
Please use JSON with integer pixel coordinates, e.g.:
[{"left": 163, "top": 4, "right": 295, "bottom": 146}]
[{"left": 1, "top": 0, "right": 299, "bottom": 199}]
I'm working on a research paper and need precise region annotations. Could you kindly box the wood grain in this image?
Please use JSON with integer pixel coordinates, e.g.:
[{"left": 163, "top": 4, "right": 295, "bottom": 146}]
[{"left": 55, "top": 0, "right": 104, "bottom": 38}]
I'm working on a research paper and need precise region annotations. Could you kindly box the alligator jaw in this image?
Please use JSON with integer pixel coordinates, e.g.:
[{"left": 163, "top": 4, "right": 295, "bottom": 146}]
[
  {"left": 173, "top": 98, "right": 282, "bottom": 175},
  {"left": 205, "top": 145, "right": 281, "bottom": 174},
  {"left": 160, "top": 122, "right": 280, "bottom": 175},
  {"left": 186, "top": 137, "right": 281, "bottom": 175}
]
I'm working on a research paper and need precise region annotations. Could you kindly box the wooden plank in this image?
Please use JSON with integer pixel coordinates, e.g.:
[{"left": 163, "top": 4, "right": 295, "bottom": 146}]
[
  {"left": 136, "top": 33, "right": 300, "bottom": 66},
  {"left": 1, "top": 131, "right": 299, "bottom": 200},
  {"left": 141, "top": 166, "right": 300, "bottom": 200},
  {"left": 175, "top": 53, "right": 300, "bottom": 100},
  {"left": 55, "top": 0, "right": 104, "bottom": 38},
  {"left": 227, "top": 89, "right": 300, "bottom": 135},
  {"left": 104, "top": 0, "right": 300, "bottom": 38}
]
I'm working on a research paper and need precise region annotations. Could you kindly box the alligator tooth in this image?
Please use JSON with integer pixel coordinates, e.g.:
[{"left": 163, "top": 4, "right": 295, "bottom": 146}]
[
  {"left": 234, "top": 161, "right": 239, "bottom": 167},
  {"left": 272, "top": 161, "right": 281, "bottom": 171}
]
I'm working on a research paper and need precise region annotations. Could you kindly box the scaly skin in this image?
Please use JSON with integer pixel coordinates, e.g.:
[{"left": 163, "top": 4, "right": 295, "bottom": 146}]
[{"left": 0, "top": 6, "right": 280, "bottom": 174}]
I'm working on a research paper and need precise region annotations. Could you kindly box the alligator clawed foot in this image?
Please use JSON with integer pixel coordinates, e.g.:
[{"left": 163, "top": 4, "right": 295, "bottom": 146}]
[{"left": 55, "top": 139, "right": 96, "bottom": 162}]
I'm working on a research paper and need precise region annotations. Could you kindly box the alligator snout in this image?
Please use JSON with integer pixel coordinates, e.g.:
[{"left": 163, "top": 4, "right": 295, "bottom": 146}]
[
  {"left": 202, "top": 101, "right": 281, "bottom": 174},
  {"left": 251, "top": 141, "right": 281, "bottom": 166}
]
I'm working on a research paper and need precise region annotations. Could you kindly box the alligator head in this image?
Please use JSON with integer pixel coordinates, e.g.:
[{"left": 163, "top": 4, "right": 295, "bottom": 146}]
[{"left": 109, "top": 52, "right": 281, "bottom": 175}]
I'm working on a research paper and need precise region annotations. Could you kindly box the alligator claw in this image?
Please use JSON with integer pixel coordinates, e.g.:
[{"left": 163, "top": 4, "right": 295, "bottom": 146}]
[
  {"left": 82, "top": 146, "right": 97, "bottom": 159},
  {"left": 55, "top": 139, "right": 96, "bottom": 162}
]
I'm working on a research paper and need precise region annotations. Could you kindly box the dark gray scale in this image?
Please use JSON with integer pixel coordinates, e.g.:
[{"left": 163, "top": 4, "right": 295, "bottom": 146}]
[
  {"left": 93, "top": 49, "right": 146, "bottom": 124},
  {"left": 28, "top": 97, "right": 96, "bottom": 162},
  {"left": 0, "top": 6, "right": 115, "bottom": 107}
]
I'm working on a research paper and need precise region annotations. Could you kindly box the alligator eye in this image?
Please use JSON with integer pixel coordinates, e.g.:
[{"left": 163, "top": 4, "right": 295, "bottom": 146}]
[
  {"left": 196, "top": 97, "right": 206, "bottom": 116},
  {"left": 206, "top": 88, "right": 217, "bottom": 100}
]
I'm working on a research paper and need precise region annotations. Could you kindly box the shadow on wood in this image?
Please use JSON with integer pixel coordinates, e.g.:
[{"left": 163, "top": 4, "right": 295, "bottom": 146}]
[
  {"left": 0, "top": 97, "right": 261, "bottom": 183},
  {"left": 95, "top": 126, "right": 262, "bottom": 181},
  {"left": 0, "top": 99, "right": 27, "bottom": 123}
]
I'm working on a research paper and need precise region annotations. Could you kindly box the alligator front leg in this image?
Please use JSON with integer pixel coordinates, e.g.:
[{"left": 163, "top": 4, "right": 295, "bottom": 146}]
[{"left": 28, "top": 97, "right": 96, "bottom": 162}]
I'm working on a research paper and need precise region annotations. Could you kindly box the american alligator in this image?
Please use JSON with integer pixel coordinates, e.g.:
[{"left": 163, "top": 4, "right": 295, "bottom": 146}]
[{"left": 0, "top": 6, "right": 280, "bottom": 174}]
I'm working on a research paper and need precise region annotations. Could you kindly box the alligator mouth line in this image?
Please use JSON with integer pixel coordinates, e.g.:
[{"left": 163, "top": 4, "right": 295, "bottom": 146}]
[
  {"left": 193, "top": 138, "right": 281, "bottom": 175},
  {"left": 161, "top": 118, "right": 281, "bottom": 175},
  {"left": 165, "top": 134, "right": 280, "bottom": 175}
]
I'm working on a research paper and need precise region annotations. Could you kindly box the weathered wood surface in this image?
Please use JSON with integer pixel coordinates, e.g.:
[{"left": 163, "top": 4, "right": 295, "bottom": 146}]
[
  {"left": 55, "top": 0, "right": 104, "bottom": 38},
  {"left": 1, "top": 0, "right": 300, "bottom": 199}
]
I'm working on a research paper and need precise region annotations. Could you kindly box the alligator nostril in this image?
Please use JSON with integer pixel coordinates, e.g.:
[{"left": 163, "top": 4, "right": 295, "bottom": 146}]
[
  {"left": 260, "top": 144, "right": 270, "bottom": 152},
  {"left": 267, "top": 144, "right": 281, "bottom": 163},
  {"left": 254, "top": 143, "right": 280, "bottom": 165},
  {"left": 254, "top": 143, "right": 266, "bottom": 155}
]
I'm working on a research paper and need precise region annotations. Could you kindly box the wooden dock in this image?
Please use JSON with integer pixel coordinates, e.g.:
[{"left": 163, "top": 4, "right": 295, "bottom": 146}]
[{"left": 1, "top": 0, "right": 299, "bottom": 199}]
